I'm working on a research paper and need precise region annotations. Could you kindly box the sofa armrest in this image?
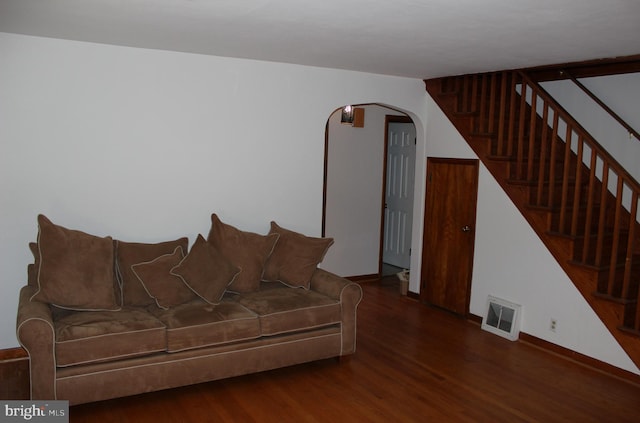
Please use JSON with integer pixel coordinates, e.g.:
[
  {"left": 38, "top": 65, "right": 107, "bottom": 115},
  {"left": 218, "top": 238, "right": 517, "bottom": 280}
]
[
  {"left": 310, "top": 269, "right": 363, "bottom": 355},
  {"left": 16, "top": 285, "right": 56, "bottom": 400}
]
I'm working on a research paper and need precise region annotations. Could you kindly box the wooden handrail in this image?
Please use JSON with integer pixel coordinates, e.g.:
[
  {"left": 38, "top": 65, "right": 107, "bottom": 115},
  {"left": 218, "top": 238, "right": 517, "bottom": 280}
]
[{"left": 562, "top": 70, "right": 640, "bottom": 141}]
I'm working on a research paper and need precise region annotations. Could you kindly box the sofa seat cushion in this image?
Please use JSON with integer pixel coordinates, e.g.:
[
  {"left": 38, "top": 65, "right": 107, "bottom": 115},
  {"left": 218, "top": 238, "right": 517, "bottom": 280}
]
[
  {"left": 148, "top": 298, "right": 261, "bottom": 353},
  {"left": 236, "top": 282, "right": 341, "bottom": 336},
  {"left": 53, "top": 307, "right": 167, "bottom": 367}
]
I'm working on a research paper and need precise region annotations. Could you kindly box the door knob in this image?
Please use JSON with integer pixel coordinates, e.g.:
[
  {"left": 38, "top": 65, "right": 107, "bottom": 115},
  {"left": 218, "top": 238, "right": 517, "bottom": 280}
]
[{"left": 462, "top": 225, "right": 472, "bottom": 232}]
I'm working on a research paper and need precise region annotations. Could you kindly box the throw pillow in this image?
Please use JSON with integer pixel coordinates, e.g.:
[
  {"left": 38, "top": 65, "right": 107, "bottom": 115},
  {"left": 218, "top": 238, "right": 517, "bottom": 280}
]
[
  {"left": 116, "top": 237, "right": 189, "bottom": 306},
  {"left": 31, "top": 214, "right": 120, "bottom": 311},
  {"left": 131, "top": 246, "right": 197, "bottom": 309},
  {"left": 206, "top": 213, "right": 279, "bottom": 293},
  {"left": 171, "top": 234, "right": 241, "bottom": 304},
  {"left": 263, "top": 221, "right": 334, "bottom": 289}
]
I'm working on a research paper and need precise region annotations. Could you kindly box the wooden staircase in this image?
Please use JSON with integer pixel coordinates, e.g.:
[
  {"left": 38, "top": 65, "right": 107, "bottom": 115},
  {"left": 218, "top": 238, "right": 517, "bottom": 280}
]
[{"left": 425, "top": 70, "right": 640, "bottom": 369}]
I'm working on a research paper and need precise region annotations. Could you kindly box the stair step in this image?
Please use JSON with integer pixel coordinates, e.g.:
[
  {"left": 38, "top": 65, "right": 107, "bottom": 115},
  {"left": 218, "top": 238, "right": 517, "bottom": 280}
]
[
  {"left": 508, "top": 173, "right": 584, "bottom": 184},
  {"left": 432, "top": 92, "right": 459, "bottom": 111},
  {"left": 486, "top": 154, "right": 514, "bottom": 162},
  {"left": 491, "top": 155, "right": 580, "bottom": 181},
  {"left": 507, "top": 179, "right": 582, "bottom": 188},
  {"left": 568, "top": 256, "right": 638, "bottom": 274},
  {"left": 453, "top": 111, "right": 479, "bottom": 118},
  {"left": 550, "top": 229, "right": 634, "bottom": 261},
  {"left": 593, "top": 293, "right": 639, "bottom": 329},
  {"left": 573, "top": 243, "right": 634, "bottom": 265},
  {"left": 507, "top": 178, "right": 539, "bottom": 186},
  {"left": 550, "top": 209, "right": 601, "bottom": 234},
  {"left": 525, "top": 204, "right": 596, "bottom": 229},
  {"left": 512, "top": 179, "right": 591, "bottom": 209},
  {"left": 486, "top": 154, "right": 577, "bottom": 169},
  {"left": 570, "top": 257, "right": 640, "bottom": 302},
  {"left": 592, "top": 291, "right": 637, "bottom": 305},
  {"left": 619, "top": 325, "right": 640, "bottom": 337},
  {"left": 470, "top": 131, "right": 497, "bottom": 139},
  {"left": 481, "top": 136, "right": 574, "bottom": 163}
]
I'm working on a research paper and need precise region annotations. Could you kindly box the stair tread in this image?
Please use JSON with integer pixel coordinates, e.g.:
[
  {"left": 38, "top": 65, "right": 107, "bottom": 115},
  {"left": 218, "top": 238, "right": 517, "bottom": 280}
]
[
  {"left": 618, "top": 326, "right": 640, "bottom": 337},
  {"left": 592, "top": 291, "right": 638, "bottom": 305},
  {"left": 486, "top": 154, "right": 514, "bottom": 162},
  {"left": 470, "top": 131, "right": 497, "bottom": 138},
  {"left": 507, "top": 176, "right": 581, "bottom": 184},
  {"left": 569, "top": 258, "right": 638, "bottom": 272},
  {"left": 525, "top": 205, "right": 595, "bottom": 217},
  {"left": 548, "top": 229, "right": 632, "bottom": 242}
]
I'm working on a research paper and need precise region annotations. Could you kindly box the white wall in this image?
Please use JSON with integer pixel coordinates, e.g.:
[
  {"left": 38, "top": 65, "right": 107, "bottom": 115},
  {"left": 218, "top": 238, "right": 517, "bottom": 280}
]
[
  {"left": 323, "top": 105, "right": 409, "bottom": 277},
  {"left": 0, "top": 32, "right": 427, "bottom": 349},
  {"left": 424, "top": 95, "right": 640, "bottom": 375}
]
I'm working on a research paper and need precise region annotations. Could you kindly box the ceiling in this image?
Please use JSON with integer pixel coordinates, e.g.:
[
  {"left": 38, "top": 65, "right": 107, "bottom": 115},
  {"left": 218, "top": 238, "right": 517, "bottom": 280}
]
[{"left": 1, "top": 0, "right": 639, "bottom": 79}]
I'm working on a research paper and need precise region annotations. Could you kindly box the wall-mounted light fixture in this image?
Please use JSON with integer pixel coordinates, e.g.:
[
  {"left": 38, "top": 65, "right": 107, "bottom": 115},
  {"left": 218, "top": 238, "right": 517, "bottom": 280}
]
[
  {"left": 341, "top": 105, "right": 354, "bottom": 125},
  {"left": 340, "top": 105, "right": 365, "bottom": 127}
]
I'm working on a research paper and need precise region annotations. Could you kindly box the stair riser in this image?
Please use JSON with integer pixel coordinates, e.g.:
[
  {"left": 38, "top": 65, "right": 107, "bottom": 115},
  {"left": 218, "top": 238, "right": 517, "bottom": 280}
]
[
  {"left": 594, "top": 264, "right": 640, "bottom": 299},
  {"left": 548, "top": 208, "right": 605, "bottom": 235},
  {"left": 527, "top": 183, "right": 592, "bottom": 208},
  {"left": 573, "top": 236, "right": 634, "bottom": 264},
  {"left": 450, "top": 114, "right": 476, "bottom": 134},
  {"left": 623, "top": 306, "right": 640, "bottom": 329},
  {"left": 506, "top": 160, "right": 584, "bottom": 182}
]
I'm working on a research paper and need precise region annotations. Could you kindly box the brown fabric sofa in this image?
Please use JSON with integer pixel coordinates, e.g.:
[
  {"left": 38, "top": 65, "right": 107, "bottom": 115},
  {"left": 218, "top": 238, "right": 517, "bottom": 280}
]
[{"left": 16, "top": 214, "right": 363, "bottom": 405}]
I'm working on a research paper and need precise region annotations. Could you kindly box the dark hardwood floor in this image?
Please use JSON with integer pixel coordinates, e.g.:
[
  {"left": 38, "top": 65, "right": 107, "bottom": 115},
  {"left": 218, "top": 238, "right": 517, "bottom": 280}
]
[{"left": 71, "top": 276, "right": 640, "bottom": 422}]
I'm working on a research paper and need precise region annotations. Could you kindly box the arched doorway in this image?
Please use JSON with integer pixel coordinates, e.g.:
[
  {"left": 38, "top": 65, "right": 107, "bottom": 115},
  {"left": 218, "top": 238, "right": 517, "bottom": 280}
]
[{"left": 322, "top": 104, "right": 416, "bottom": 280}]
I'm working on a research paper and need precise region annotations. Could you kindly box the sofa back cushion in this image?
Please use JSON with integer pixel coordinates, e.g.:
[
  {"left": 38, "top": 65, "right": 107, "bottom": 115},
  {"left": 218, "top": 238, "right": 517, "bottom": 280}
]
[
  {"left": 31, "top": 214, "right": 120, "bottom": 311},
  {"left": 207, "top": 214, "right": 278, "bottom": 293}
]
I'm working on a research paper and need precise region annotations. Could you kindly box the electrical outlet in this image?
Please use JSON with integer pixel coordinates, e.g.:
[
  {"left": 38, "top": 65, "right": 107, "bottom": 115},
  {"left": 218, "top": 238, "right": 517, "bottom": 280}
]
[{"left": 550, "top": 318, "right": 557, "bottom": 332}]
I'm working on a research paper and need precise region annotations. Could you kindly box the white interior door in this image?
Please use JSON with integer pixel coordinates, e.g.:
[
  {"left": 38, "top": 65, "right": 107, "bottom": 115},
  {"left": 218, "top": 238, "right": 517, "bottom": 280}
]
[{"left": 383, "top": 122, "right": 416, "bottom": 269}]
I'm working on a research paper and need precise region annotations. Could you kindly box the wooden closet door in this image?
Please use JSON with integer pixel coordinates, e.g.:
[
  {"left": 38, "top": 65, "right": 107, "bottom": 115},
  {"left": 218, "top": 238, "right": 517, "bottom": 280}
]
[{"left": 420, "top": 158, "right": 479, "bottom": 315}]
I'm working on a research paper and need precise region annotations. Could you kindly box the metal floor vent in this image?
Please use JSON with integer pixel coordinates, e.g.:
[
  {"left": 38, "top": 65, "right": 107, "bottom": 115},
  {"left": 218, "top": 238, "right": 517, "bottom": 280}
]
[{"left": 481, "top": 296, "right": 522, "bottom": 341}]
